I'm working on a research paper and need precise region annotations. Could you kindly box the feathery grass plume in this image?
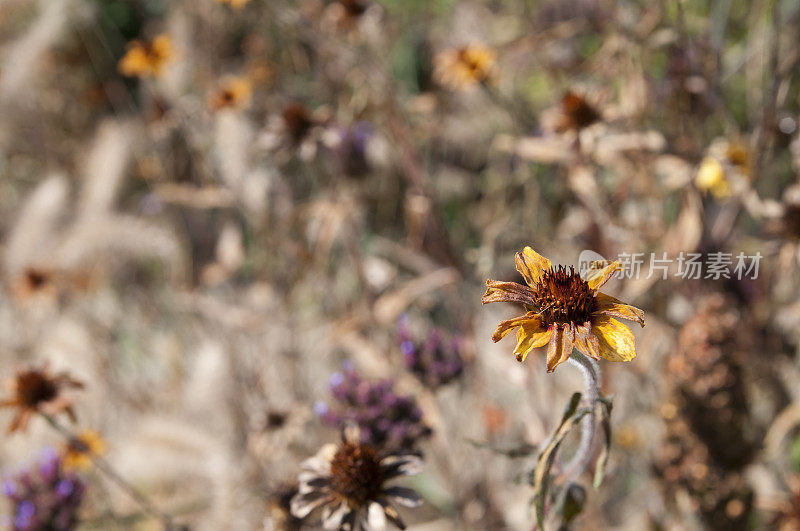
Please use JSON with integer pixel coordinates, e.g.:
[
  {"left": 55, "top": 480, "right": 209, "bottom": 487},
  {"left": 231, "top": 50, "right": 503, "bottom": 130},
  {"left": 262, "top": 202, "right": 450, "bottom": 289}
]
[
  {"left": 654, "top": 293, "right": 757, "bottom": 529},
  {"left": 3, "top": 175, "right": 68, "bottom": 275},
  {"left": 291, "top": 425, "right": 423, "bottom": 530},
  {"left": 482, "top": 247, "right": 645, "bottom": 372},
  {"left": 0, "top": 364, "right": 83, "bottom": 433},
  {"left": 2, "top": 448, "right": 85, "bottom": 531},
  {"left": 78, "top": 120, "right": 133, "bottom": 223},
  {"left": 0, "top": 0, "right": 72, "bottom": 103}
]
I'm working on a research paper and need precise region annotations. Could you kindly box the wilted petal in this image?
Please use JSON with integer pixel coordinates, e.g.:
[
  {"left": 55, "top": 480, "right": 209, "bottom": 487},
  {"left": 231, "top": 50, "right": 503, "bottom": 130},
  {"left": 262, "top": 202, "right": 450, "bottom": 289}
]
[
  {"left": 366, "top": 502, "right": 388, "bottom": 530},
  {"left": 381, "top": 454, "right": 423, "bottom": 478},
  {"left": 593, "top": 315, "right": 637, "bottom": 362},
  {"left": 481, "top": 279, "right": 537, "bottom": 306},
  {"left": 383, "top": 486, "right": 422, "bottom": 508},
  {"left": 492, "top": 312, "right": 540, "bottom": 342},
  {"left": 573, "top": 324, "right": 600, "bottom": 360},
  {"left": 291, "top": 490, "right": 334, "bottom": 519},
  {"left": 545, "top": 324, "right": 574, "bottom": 372},
  {"left": 585, "top": 261, "right": 622, "bottom": 291},
  {"left": 593, "top": 292, "right": 645, "bottom": 327},
  {"left": 515, "top": 247, "right": 551, "bottom": 286},
  {"left": 322, "top": 501, "right": 351, "bottom": 530},
  {"left": 377, "top": 500, "right": 406, "bottom": 530},
  {"left": 513, "top": 323, "right": 552, "bottom": 362}
]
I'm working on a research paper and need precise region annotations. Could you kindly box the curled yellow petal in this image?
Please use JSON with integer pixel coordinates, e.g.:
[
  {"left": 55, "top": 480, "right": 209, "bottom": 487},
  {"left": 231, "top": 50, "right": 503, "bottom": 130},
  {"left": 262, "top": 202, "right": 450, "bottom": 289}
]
[
  {"left": 593, "top": 292, "right": 645, "bottom": 327},
  {"left": 593, "top": 315, "right": 637, "bottom": 362},
  {"left": 586, "top": 261, "right": 622, "bottom": 291},
  {"left": 513, "top": 323, "right": 552, "bottom": 362},
  {"left": 492, "top": 312, "right": 541, "bottom": 342},
  {"left": 515, "top": 247, "right": 552, "bottom": 287}
]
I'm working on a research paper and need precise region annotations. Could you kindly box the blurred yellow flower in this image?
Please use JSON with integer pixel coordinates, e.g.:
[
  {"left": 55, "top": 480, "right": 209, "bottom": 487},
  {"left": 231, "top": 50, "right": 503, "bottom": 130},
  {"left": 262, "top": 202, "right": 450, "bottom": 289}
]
[
  {"left": 482, "top": 247, "right": 645, "bottom": 372},
  {"left": 696, "top": 157, "right": 731, "bottom": 198},
  {"left": 695, "top": 140, "right": 750, "bottom": 199},
  {"left": 434, "top": 43, "right": 496, "bottom": 90},
  {"left": 118, "top": 35, "right": 175, "bottom": 79},
  {"left": 210, "top": 76, "right": 253, "bottom": 110},
  {"left": 62, "top": 430, "right": 106, "bottom": 471},
  {"left": 217, "top": 0, "right": 250, "bottom": 8}
]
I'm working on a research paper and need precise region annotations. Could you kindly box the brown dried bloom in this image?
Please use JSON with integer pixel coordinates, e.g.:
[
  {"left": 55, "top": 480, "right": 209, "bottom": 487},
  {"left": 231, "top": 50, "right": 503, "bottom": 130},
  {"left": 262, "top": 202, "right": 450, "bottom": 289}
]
[
  {"left": 282, "top": 103, "right": 314, "bottom": 145},
  {"left": 291, "top": 426, "right": 422, "bottom": 530},
  {"left": 0, "top": 365, "right": 83, "bottom": 433},
  {"left": 482, "top": 247, "right": 645, "bottom": 372},
  {"left": 555, "top": 91, "right": 601, "bottom": 132}
]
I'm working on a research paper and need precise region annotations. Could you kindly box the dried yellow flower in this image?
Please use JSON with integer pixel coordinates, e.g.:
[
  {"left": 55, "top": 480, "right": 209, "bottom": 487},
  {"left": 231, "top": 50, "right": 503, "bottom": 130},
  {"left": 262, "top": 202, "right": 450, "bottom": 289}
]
[{"left": 482, "top": 247, "right": 645, "bottom": 372}]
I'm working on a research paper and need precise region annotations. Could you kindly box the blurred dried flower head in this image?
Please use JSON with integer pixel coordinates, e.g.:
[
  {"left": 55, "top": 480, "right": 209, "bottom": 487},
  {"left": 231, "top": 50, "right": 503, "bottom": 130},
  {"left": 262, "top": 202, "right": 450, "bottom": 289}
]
[
  {"left": 316, "top": 363, "right": 432, "bottom": 454},
  {"left": 2, "top": 449, "right": 85, "bottom": 531},
  {"left": 0, "top": 365, "right": 84, "bottom": 433},
  {"left": 434, "top": 43, "right": 497, "bottom": 90},
  {"left": 118, "top": 34, "right": 175, "bottom": 79},
  {"left": 210, "top": 76, "right": 253, "bottom": 111},
  {"left": 482, "top": 247, "right": 645, "bottom": 372},
  {"left": 61, "top": 430, "right": 107, "bottom": 471},
  {"left": 335, "top": 122, "right": 374, "bottom": 179},
  {"left": 556, "top": 91, "right": 601, "bottom": 132},
  {"left": 10, "top": 266, "right": 58, "bottom": 302},
  {"left": 290, "top": 426, "right": 422, "bottom": 530},
  {"left": 397, "top": 316, "right": 464, "bottom": 389},
  {"left": 217, "top": 0, "right": 250, "bottom": 8},
  {"left": 282, "top": 103, "right": 314, "bottom": 145},
  {"left": 695, "top": 138, "right": 751, "bottom": 199}
]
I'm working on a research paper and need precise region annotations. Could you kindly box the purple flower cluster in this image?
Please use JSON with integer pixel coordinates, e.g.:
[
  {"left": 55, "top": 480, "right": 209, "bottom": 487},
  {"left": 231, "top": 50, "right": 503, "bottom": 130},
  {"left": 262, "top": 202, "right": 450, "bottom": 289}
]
[
  {"left": 398, "top": 315, "right": 465, "bottom": 389},
  {"left": 2, "top": 449, "right": 85, "bottom": 531},
  {"left": 315, "top": 362, "right": 431, "bottom": 454}
]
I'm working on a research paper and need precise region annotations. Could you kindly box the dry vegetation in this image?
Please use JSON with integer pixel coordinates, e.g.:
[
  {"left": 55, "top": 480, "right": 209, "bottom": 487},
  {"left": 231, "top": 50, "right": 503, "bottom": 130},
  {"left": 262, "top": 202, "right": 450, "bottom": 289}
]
[{"left": 1, "top": 0, "right": 800, "bottom": 530}]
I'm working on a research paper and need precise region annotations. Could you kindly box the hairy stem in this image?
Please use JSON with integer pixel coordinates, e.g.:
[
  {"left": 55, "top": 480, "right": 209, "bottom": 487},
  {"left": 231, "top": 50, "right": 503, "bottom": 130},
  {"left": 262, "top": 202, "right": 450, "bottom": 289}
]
[{"left": 563, "top": 349, "right": 600, "bottom": 481}]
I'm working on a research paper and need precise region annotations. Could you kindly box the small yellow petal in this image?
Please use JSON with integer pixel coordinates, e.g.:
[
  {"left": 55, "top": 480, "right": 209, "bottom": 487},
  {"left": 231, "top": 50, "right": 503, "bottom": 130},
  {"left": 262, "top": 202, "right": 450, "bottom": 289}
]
[
  {"left": 593, "top": 292, "right": 645, "bottom": 327},
  {"left": 586, "top": 261, "right": 622, "bottom": 291},
  {"left": 492, "top": 312, "right": 541, "bottom": 342},
  {"left": 513, "top": 323, "right": 552, "bottom": 362},
  {"left": 515, "top": 247, "right": 552, "bottom": 287},
  {"left": 593, "top": 315, "right": 637, "bottom": 362}
]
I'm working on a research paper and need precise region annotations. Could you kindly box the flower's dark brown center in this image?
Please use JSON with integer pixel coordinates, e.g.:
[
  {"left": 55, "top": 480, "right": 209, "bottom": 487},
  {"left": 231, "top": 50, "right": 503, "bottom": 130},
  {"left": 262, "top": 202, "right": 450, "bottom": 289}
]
[
  {"left": 282, "top": 104, "right": 313, "bottom": 144},
  {"left": 329, "top": 441, "right": 385, "bottom": 507},
  {"left": 17, "top": 371, "right": 58, "bottom": 407},
  {"left": 562, "top": 92, "right": 600, "bottom": 130},
  {"left": 530, "top": 265, "right": 595, "bottom": 326},
  {"left": 458, "top": 49, "right": 483, "bottom": 76},
  {"left": 24, "top": 268, "right": 50, "bottom": 290}
]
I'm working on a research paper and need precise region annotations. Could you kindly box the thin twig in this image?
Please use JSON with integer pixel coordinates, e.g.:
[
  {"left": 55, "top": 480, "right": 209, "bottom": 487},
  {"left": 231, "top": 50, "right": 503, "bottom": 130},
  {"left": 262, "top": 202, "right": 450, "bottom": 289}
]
[{"left": 38, "top": 413, "right": 177, "bottom": 530}]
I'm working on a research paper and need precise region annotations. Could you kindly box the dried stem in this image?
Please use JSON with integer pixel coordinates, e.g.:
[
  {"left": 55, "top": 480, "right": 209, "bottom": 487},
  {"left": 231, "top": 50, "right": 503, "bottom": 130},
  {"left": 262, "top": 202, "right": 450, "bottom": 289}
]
[
  {"left": 38, "top": 413, "right": 177, "bottom": 530},
  {"left": 563, "top": 349, "right": 600, "bottom": 482}
]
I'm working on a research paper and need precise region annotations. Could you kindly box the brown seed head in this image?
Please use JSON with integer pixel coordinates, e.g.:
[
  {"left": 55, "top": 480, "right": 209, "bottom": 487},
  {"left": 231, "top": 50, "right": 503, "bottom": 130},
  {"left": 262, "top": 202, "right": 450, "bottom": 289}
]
[
  {"left": 329, "top": 441, "right": 385, "bottom": 507},
  {"left": 531, "top": 265, "right": 595, "bottom": 327},
  {"left": 16, "top": 370, "right": 59, "bottom": 407},
  {"left": 560, "top": 92, "right": 600, "bottom": 131}
]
